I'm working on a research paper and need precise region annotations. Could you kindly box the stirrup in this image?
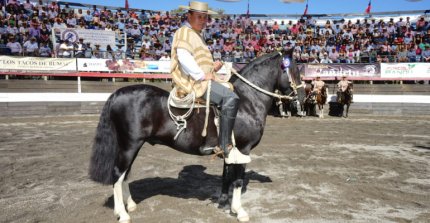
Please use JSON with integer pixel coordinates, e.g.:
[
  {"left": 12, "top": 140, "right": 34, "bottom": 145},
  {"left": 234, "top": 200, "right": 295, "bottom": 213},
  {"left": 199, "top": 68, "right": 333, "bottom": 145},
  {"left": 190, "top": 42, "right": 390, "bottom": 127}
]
[
  {"left": 224, "top": 147, "right": 251, "bottom": 164},
  {"left": 211, "top": 146, "right": 225, "bottom": 161}
]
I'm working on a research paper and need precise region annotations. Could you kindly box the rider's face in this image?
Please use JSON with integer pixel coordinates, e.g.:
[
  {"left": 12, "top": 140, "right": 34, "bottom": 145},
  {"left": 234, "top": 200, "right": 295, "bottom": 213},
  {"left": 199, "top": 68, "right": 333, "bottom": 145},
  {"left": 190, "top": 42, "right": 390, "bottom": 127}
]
[{"left": 188, "top": 11, "right": 208, "bottom": 32}]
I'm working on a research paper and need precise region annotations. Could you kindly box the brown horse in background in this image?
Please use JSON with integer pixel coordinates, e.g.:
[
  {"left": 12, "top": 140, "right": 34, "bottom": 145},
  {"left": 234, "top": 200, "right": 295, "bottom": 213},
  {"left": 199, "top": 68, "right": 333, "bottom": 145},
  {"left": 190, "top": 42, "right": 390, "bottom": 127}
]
[
  {"left": 316, "top": 85, "right": 328, "bottom": 118},
  {"left": 303, "top": 84, "right": 316, "bottom": 117},
  {"left": 338, "top": 84, "right": 353, "bottom": 118}
]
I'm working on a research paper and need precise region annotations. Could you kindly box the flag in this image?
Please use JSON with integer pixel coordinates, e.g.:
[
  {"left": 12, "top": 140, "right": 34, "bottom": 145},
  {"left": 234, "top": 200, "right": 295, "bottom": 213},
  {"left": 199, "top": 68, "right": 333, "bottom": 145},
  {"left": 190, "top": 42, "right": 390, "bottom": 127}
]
[
  {"left": 365, "top": 0, "right": 371, "bottom": 14},
  {"left": 246, "top": 0, "right": 250, "bottom": 18},
  {"left": 125, "top": 0, "right": 129, "bottom": 9},
  {"left": 303, "top": 1, "right": 308, "bottom": 16}
]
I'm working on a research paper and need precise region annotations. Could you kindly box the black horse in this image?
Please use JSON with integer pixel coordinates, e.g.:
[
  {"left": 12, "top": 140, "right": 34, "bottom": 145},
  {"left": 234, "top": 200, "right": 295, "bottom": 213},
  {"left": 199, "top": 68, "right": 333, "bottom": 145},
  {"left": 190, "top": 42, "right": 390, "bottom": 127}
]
[
  {"left": 303, "top": 84, "right": 317, "bottom": 116},
  {"left": 338, "top": 84, "right": 353, "bottom": 118},
  {"left": 89, "top": 50, "right": 302, "bottom": 222},
  {"left": 272, "top": 64, "right": 306, "bottom": 118}
]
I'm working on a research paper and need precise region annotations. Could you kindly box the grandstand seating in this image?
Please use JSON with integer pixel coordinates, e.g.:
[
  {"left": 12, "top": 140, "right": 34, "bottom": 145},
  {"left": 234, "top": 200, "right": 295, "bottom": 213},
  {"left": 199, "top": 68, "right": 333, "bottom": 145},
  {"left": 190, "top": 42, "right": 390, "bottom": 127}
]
[{"left": 0, "top": 0, "right": 429, "bottom": 64}]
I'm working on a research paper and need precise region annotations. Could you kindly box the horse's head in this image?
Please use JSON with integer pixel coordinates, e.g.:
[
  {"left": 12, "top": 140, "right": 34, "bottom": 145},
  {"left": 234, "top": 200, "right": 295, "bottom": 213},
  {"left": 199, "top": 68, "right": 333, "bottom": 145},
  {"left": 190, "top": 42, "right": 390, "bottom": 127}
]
[{"left": 280, "top": 48, "right": 306, "bottom": 106}]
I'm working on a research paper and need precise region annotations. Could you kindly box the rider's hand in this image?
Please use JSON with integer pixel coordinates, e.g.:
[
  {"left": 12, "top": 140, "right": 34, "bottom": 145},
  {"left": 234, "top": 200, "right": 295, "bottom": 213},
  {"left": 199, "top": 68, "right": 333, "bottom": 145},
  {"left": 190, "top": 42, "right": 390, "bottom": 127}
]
[
  {"left": 204, "top": 72, "right": 214, "bottom": 80},
  {"left": 213, "top": 60, "right": 223, "bottom": 72}
]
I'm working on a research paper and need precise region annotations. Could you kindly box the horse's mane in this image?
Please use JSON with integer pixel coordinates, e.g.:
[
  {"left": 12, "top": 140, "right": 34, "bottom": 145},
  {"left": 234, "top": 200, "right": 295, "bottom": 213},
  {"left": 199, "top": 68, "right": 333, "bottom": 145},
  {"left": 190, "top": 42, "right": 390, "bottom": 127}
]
[{"left": 238, "top": 52, "right": 281, "bottom": 77}]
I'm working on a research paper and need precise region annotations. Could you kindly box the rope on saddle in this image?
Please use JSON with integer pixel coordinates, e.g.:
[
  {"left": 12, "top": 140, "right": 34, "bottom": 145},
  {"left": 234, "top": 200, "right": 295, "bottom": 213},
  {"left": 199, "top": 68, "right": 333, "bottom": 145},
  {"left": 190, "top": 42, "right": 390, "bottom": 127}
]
[
  {"left": 201, "top": 80, "right": 211, "bottom": 137},
  {"left": 167, "top": 87, "right": 196, "bottom": 140}
]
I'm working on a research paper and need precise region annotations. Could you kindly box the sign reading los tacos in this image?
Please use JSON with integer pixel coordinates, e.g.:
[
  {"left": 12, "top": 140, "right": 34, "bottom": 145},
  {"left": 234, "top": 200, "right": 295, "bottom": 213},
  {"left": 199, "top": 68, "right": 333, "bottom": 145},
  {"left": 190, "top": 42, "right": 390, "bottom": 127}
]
[{"left": 0, "top": 56, "right": 76, "bottom": 71}]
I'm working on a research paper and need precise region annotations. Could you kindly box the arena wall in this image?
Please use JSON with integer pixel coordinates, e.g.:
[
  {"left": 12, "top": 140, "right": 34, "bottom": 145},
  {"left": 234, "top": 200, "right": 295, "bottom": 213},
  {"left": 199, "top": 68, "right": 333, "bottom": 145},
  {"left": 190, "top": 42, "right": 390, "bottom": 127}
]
[{"left": 0, "top": 80, "right": 429, "bottom": 117}]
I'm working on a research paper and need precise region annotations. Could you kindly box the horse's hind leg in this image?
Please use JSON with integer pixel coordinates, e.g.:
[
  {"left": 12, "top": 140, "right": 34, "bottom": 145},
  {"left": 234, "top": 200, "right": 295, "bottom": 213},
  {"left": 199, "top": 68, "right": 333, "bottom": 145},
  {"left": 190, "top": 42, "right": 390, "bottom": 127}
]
[
  {"left": 113, "top": 171, "right": 138, "bottom": 222},
  {"left": 113, "top": 171, "right": 131, "bottom": 223},
  {"left": 345, "top": 104, "right": 350, "bottom": 118},
  {"left": 113, "top": 139, "right": 144, "bottom": 222},
  {"left": 123, "top": 180, "right": 137, "bottom": 212}
]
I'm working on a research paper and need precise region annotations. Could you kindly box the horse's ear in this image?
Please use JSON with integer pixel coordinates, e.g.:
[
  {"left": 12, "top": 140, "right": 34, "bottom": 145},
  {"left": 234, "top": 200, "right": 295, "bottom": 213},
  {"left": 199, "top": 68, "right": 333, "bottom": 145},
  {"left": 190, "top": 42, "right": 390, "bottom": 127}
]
[{"left": 282, "top": 48, "right": 294, "bottom": 59}]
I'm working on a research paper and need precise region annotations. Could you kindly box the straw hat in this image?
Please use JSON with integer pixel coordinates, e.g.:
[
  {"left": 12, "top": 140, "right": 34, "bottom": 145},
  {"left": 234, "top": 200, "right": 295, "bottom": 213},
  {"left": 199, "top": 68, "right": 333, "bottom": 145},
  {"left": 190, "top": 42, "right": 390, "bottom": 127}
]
[{"left": 179, "top": 1, "right": 217, "bottom": 14}]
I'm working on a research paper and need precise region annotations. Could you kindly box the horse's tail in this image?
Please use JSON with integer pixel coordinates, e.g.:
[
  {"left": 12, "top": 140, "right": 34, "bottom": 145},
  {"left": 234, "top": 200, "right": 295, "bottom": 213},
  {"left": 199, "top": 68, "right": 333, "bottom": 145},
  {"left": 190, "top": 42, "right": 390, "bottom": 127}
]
[{"left": 89, "top": 94, "right": 119, "bottom": 185}]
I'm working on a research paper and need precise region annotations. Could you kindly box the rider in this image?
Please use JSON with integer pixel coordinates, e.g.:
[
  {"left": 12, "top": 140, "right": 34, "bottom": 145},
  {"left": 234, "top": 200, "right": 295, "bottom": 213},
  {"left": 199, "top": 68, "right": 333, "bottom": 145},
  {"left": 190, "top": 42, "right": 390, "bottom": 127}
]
[
  {"left": 311, "top": 76, "right": 327, "bottom": 99},
  {"left": 337, "top": 75, "right": 353, "bottom": 103},
  {"left": 170, "top": 1, "right": 250, "bottom": 164}
]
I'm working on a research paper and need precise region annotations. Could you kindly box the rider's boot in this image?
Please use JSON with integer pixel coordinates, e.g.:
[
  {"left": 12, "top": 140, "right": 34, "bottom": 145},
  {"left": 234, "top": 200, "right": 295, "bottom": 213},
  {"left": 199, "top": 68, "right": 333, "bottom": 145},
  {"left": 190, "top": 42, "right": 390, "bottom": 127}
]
[{"left": 219, "top": 97, "right": 251, "bottom": 164}]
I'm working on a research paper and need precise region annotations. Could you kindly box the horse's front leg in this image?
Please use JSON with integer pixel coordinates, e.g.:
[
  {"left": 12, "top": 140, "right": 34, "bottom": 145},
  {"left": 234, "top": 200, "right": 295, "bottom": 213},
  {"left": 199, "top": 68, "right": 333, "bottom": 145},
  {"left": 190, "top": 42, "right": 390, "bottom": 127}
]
[
  {"left": 218, "top": 163, "right": 249, "bottom": 221},
  {"left": 345, "top": 104, "right": 350, "bottom": 118},
  {"left": 231, "top": 164, "right": 249, "bottom": 222},
  {"left": 218, "top": 163, "right": 233, "bottom": 210},
  {"left": 321, "top": 106, "right": 324, "bottom": 118},
  {"left": 318, "top": 105, "right": 323, "bottom": 118}
]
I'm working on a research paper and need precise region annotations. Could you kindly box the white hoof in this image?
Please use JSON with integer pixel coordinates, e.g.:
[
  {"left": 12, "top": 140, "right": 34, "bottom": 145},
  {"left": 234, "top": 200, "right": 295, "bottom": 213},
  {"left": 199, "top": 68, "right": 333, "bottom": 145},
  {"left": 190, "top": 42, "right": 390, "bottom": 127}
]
[
  {"left": 232, "top": 207, "right": 249, "bottom": 222},
  {"left": 225, "top": 147, "right": 251, "bottom": 164},
  {"left": 119, "top": 219, "right": 131, "bottom": 223},
  {"left": 127, "top": 199, "right": 137, "bottom": 212},
  {"left": 118, "top": 215, "right": 131, "bottom": 223},
  {"left": 127, "top": 203, "right": 137, "bottom": 212}
]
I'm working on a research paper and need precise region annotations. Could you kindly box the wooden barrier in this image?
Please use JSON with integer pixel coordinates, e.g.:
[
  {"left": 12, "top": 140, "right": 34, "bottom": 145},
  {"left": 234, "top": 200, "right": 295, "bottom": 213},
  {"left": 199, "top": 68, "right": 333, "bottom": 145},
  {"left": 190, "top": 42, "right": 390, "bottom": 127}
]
[{"left": 0, "top": 71, "right": 172, "bottom": 79}]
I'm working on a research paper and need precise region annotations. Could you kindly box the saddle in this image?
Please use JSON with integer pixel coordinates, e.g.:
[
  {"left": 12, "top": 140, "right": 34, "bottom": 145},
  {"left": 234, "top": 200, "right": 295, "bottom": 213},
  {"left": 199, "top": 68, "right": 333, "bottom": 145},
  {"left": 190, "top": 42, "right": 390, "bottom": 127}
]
[
  {"left": 168, "top": 62, "right": 234, "bottom": 109},
  {"left": 168, "top": 87, "right": 207, "bottom": 109}
]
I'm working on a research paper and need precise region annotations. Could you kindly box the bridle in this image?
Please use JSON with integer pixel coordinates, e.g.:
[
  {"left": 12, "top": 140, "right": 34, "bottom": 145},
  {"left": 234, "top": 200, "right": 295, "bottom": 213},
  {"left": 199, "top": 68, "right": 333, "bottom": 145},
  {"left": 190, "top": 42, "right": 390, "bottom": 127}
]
[
  {"left": 285, "top": 62, "right": 305, "bottom": 97},
  {"left": 230, "top": 53, "right": 295, "bottom": 100}
]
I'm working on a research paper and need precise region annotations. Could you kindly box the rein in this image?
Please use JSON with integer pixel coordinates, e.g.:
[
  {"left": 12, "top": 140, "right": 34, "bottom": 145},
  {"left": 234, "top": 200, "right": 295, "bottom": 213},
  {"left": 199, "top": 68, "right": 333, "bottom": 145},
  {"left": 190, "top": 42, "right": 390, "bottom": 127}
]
[{"left": 231, "top": 67, "right": 294, "bottom": 100}]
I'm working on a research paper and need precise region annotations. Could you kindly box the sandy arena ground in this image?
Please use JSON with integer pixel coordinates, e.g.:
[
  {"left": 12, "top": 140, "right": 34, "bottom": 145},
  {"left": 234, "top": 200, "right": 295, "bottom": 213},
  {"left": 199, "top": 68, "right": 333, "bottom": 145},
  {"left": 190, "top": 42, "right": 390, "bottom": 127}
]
[{"left": 0, "top": 113, "right": 429, "bottom": 223}]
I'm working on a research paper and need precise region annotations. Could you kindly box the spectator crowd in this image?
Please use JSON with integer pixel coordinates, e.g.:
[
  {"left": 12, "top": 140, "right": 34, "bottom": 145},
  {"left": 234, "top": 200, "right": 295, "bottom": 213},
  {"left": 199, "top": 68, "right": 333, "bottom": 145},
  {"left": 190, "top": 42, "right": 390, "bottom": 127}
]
[{"left": 0, "top": 0, "right": 430, "bottom": 63}]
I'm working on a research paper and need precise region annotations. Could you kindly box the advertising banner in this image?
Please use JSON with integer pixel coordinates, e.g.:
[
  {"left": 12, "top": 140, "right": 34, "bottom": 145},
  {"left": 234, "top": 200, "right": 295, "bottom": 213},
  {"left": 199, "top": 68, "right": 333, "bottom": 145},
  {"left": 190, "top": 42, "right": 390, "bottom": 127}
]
[
  {"left": 77, "top": 58, "right": 110, "bottom": 72},
  {"left": 0, "top": 56, "right": 76, "bottom": 71},
  {"left": 58, "top": 28, "right": 116, "bottom": 48},
  {"left": 78, "top": 59, "right": 233, "bottom": 75},
  {"left": 304, "top": 63, "right": 381, "bottom": 78},
  {"left": 77, "top": 58, "right": 171, "bottom": 73},
  {"left": 381, "top": 63, "right": 430, "bottom": 79}
]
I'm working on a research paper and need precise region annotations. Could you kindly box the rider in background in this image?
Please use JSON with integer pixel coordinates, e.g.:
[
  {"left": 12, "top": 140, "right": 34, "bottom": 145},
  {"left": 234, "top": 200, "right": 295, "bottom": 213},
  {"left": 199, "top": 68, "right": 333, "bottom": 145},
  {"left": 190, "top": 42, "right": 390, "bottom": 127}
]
[
  {"left": 337, "top": 75, "right": 353, "bottom": 103},
  {"left": 170, "top": 1, "right": 249, "bottom": 163},
  {"left": 311, "top": 76, "right": 327, "bottom": 100}
]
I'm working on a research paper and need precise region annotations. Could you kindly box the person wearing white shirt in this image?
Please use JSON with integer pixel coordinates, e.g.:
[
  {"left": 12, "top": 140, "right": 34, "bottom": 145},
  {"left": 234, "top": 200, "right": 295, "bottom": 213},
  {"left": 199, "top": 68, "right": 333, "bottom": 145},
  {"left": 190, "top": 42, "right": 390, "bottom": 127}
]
[
  {"left": 83, "top": 10, "right": 93, "bottom": 25},
  {"left": 141, "top": 39, "right": 151, "bottom": 50},
  {"left": 53, "top": 19, "right": 67, "bottom": 32},
  {"left": 23, "top": 37, "right": 39, "bottom": 56},
  {"left": 159, "top": 52, "right": 170, "bottom": 61},
  {"left": 232, "top": 48, "right": 242, "bottom": 63},
  {"left": 130, "top": 24, "right": 141, "bottom": 41},
  {"left": 213, "top": 48, "right": 222, "bottom": 61},
  {"left": 66, "top": 15, "right": 77, "bottom": 27},
  {"left": 59, "top": 40, "right": 73, "bottom": 58},
  {"left": 320, "top": 53, "right": 333, "bottom": 63},
  {"left": 6, "top": 37, "right": 22, "bottom": 55},
  {"left": 39, "top": 42, "right": 52, "bottom": 57},
  {"left": 74, "top": 38, "right": 87, "bottom": 58},
  {"left": 171, "top": 2, "right": 249, "bottom": 163}
]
